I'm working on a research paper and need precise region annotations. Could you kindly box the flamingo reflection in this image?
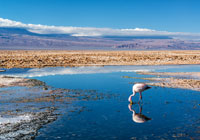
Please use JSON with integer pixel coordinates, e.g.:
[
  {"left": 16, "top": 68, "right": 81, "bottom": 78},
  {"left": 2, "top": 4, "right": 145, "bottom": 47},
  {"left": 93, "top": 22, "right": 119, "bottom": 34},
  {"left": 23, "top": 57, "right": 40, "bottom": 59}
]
[{"left": 128, "top": 103, "right": 151, "bottom": 123}]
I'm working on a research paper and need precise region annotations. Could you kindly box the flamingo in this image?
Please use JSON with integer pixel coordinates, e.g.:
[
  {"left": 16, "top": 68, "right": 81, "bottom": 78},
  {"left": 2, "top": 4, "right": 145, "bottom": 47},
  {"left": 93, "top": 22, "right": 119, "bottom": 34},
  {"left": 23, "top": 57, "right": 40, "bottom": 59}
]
[
  {"left": 128, "top": 83, "right": 151, "bottom": 103},
  {"left": 128, "top": 104, "right": 151, "bottom": 123}
]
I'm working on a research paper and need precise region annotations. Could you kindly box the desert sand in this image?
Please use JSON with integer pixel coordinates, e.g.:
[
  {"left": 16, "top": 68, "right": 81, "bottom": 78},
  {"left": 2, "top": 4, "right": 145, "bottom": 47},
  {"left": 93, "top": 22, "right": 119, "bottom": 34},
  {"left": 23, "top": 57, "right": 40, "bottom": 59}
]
[{"left": 0, "top": 50, "right": 200, "bottom": 68}]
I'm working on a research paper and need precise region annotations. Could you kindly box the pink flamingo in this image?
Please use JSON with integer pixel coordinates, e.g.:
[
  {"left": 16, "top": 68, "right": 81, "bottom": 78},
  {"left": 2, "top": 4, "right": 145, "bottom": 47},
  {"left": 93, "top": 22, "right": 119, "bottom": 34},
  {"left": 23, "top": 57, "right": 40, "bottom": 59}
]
[{"left": 128, "top": 83, "right": 151, "bottom": 103}]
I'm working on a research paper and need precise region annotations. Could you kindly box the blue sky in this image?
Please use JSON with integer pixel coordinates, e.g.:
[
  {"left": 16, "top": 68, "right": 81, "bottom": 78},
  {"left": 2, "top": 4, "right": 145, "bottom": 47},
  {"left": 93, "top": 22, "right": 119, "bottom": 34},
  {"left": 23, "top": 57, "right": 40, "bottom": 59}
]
[{"left": 0, "top": 0, "right": 199, "bottom": 33}]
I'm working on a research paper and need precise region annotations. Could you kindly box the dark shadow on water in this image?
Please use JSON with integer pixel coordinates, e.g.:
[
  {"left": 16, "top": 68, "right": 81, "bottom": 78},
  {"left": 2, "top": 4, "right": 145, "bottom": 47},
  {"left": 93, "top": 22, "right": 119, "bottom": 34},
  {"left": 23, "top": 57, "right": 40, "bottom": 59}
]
[{"left": 128, "top": 103, "right": 151, "bottom": 123}]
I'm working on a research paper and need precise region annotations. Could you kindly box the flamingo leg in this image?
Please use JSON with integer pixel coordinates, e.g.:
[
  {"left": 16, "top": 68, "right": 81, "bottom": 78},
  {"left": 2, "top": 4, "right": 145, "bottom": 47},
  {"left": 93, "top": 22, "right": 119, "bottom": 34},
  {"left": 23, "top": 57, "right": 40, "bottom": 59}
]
[
  {"left": 139, "top": 104, "right": 143, "bottom": 114},
  {"left": 139, "top": 92, "right": 142, "bottom": 100},
  {"left": 138, "top": 92, "right": 142, "bottom": 104}
]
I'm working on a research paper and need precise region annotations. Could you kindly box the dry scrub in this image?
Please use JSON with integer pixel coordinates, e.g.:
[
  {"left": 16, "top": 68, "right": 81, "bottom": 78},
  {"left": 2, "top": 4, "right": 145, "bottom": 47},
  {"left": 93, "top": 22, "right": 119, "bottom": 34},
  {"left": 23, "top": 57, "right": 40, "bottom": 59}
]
[{"left": 0, "top": 50, "right": 200, "bottom": 68}]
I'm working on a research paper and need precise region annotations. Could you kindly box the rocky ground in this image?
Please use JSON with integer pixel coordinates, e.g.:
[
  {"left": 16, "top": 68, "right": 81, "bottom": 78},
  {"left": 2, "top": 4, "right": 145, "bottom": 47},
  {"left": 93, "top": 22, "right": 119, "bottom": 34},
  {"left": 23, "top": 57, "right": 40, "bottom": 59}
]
[
  {"left": 0, "top": 76, "right": 116, "bottom": 139},
  {"left": 0, "top": 50, "right": 200, "bottom": 68},
  {"left": 0, "top": 75, "right": 47, "bottom": 87}
]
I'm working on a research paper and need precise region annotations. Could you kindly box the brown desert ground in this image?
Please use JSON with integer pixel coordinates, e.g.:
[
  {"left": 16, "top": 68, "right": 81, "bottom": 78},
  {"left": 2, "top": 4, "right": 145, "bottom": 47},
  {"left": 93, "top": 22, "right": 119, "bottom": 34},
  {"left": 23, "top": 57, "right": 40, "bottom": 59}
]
[{"left": 0, "top": 50, "right": 200, "bottom": 68}]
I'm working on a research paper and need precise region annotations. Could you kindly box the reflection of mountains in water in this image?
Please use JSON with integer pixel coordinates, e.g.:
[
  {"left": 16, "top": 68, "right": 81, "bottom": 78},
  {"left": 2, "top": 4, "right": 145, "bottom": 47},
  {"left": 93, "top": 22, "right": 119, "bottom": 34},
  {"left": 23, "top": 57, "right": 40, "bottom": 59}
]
[
  {"left": 128, "top": 104, "right": 151, "bottom": 123},
  {"left": 2, "top": 66, "right": 155, "bottom": 77}
]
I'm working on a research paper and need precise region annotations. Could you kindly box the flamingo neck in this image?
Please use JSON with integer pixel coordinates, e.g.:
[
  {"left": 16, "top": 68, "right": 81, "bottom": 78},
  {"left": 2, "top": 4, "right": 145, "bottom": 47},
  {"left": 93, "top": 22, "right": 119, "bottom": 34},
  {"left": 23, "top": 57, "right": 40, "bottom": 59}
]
[
  {"left": 128, "top": 92, "right": 135, "bottom": 102},
  {"left": 128, "top": 104, "right": 136, "bottom": 115},
  {"left": 128, "top": 95, "right": 132, "bottom": 102},
  {"left": 132, "top": 110, "right": 136, "bottom": 116}
]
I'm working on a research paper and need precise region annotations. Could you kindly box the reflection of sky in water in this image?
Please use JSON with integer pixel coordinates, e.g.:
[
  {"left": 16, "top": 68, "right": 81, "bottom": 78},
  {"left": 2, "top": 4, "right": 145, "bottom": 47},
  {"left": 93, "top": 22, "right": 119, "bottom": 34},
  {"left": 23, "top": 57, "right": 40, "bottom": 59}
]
[
  {"left": 31, "top": 66, "right": 200, "bottom": 140},
  {"left": 2, "top": 65, "right": 200, "bottom": 78},
  {"left": 36, "top": 87, "right": 200, "bottom": 140},
  {"left": 1, "top": 65, "right": 200, "bottom": 139}
]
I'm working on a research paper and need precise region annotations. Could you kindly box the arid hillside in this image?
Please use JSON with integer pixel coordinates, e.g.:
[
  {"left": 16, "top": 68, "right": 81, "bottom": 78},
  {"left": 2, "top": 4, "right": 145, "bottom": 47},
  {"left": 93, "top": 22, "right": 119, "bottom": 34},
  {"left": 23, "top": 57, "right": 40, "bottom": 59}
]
[{"left": 0, "top": 27, "right": 200, "bottom": 50}]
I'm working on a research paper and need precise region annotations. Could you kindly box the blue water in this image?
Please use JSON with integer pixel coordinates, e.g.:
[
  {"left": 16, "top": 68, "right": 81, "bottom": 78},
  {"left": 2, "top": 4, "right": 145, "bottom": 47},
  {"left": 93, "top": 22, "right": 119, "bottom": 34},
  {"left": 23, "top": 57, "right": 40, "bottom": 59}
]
[{"left": 1, "top": 65, "right": 200, "bottom": 139}]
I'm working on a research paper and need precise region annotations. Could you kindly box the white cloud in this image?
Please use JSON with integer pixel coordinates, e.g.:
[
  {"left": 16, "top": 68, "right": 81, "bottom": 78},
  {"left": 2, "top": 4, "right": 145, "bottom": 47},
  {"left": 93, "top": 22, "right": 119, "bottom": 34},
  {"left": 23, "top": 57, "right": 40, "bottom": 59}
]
[{"left": 0, "top": 17, "right": 200, "bottom": 39}]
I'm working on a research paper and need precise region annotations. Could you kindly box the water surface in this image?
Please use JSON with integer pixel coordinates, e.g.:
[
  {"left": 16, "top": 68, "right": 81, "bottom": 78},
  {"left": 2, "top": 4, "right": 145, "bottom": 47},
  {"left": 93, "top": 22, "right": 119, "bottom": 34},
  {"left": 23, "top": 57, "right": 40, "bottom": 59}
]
[{"left": 1, "top": 65, "right": 200, "bottom": 139}]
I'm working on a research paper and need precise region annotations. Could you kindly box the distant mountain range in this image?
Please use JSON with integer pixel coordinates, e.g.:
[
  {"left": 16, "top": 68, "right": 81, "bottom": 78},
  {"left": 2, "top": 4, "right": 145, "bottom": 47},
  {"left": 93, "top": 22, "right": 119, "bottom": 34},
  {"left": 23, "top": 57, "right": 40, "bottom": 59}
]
[{"left": 0, "top": 27, "right": 200, "bottom": 50}]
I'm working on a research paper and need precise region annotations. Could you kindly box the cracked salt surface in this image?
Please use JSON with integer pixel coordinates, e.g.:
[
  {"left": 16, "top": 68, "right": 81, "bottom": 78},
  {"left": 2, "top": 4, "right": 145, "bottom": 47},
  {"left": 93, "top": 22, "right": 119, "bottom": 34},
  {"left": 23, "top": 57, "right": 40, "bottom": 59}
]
[
  {"left": 0, "top": 76, "right": 59, "bottom": 140},
  {"left": 0, "top": 115, "right": 33, "bottom": 140},
  {"left": 0, "top": 115, "right": 32, "bottom": 125},
  {"left": 0, "top": 111, "right": 57, "bottom": 140}
]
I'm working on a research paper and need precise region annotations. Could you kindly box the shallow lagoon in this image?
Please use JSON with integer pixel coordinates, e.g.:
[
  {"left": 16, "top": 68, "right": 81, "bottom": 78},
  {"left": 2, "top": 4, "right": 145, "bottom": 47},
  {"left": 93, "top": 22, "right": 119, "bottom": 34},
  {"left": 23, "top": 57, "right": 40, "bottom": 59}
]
[{"left": 1, "top": 65, "right": 200, "bottom": 139}]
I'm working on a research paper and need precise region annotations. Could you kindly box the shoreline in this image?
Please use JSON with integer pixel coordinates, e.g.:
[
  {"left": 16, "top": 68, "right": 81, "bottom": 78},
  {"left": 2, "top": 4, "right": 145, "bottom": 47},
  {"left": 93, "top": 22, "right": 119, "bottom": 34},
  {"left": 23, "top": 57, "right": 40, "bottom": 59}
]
[
  {"left": 136, "top": 72, "right": 200, "bottom": 91},
  {"left": 0, "top": 75, "right": 115, "bottom": 139},
  {"left": 0, "top": 50, "right": 200, "bottom": 68}
]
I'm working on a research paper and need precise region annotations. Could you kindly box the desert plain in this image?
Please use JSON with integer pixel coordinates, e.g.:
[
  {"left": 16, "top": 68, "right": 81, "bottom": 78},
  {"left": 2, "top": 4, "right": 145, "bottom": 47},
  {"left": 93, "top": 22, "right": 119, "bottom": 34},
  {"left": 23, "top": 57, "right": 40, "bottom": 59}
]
[{"left": 0, "top": 50, "right": 200, "bottom": 68}]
